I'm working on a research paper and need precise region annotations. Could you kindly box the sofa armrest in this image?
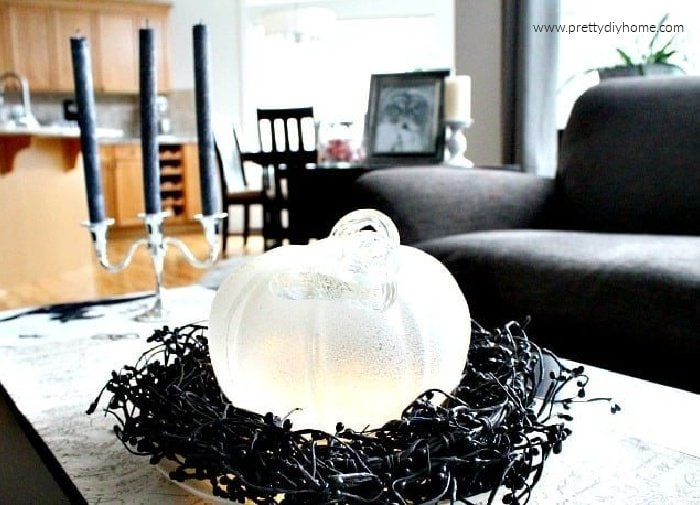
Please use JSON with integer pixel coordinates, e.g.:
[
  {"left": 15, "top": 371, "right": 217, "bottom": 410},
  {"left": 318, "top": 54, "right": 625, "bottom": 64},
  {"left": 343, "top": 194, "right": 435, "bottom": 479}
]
[{"left": 352, "top": 167, "right": 558, "bottom": 244}]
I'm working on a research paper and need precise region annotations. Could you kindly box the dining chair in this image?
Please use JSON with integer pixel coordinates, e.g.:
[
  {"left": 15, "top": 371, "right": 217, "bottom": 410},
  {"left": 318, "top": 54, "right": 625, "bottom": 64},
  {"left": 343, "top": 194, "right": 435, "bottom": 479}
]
[
  {"left": 255, "top": 107, "right": 318, "bottom": 250},
  {"left": 214, "top": 123, "right": 266, "bottom": 254}
]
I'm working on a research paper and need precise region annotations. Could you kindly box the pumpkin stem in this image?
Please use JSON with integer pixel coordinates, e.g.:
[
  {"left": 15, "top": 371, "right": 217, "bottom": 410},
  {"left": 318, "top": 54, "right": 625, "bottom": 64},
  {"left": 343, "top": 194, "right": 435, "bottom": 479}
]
[{"left": 270, "top": 210, "right": 401, "bottom": 310}]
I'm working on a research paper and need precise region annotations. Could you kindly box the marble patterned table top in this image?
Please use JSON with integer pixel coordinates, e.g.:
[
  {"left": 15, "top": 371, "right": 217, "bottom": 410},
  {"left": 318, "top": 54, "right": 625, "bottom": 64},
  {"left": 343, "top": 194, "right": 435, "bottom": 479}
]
[{"left": 0, "top": 286, "right": 699, "bottom": 504}]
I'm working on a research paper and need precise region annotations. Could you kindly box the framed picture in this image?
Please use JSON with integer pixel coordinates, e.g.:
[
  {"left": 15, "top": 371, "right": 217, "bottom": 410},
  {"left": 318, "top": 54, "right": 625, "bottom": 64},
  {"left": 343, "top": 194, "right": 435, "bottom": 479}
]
[{"left": 365, "top": 69, "right": 449, "bottom": 166}]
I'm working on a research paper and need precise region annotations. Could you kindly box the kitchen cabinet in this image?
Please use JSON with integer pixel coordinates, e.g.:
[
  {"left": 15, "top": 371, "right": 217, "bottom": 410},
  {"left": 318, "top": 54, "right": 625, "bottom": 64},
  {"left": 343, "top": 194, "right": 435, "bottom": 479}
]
[
  {"left": 95, "top": 9, "right": 170, "bottom": 93},
  {"left": 102, "top": 143, "right": 145, "bottom": 227},
  {"left": 182, "top": 143, "right": 202, "bottom": 219},
  {"left": 0, "top": 0, "right": 171, "bottom": 93},
  {"left": 95, "top": 13, "right": 139, "bottom": 94},
  {"left": 0, "top": 135, "right": 94, "bottom": 290},
  {"left": 101, "top": 141, "right": 200, "bottom": 228},
  {"left": 135, "top": 11, "right": 170, "bottom": 93},
  {"left": 3, "top": 4, "right": 54, "bottom": 91},
  {"left": 0, "top": 8, "right": 5, "bottom": 72},
  {"left": 113, "top": 156, "right": 147, "bottom": 227},
  {"left": 52, "top": 8, "right": 94, "bottom": 92}
]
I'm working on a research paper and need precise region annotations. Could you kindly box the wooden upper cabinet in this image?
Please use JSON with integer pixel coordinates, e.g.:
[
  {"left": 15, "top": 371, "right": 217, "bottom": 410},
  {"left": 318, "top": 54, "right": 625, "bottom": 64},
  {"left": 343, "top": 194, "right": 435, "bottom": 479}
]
[
  {"left": 53, "top": 9, "right": 94, "bottom": 92},
  {"left": 95, "top": 12, "right": 139, "bottom": 93},
  {"left": 0, "top": 0, "right": 171, "bottom": 94},
  {"left": 138, "top": 13, "right": 170, "bottom": 93},
  {"left": 95, "top": 9, "right": 170, "bottom": 94},
  {"left": 0, "top": 7, "right": 5, "bottom": 72},
  {"left": 4, "top": 4, "right": 54, "bottom": 91}
]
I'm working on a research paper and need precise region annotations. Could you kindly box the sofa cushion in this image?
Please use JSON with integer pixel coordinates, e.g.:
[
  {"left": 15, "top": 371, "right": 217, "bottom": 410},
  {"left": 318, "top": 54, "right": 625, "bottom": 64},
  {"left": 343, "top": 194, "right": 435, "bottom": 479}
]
[
  {"left": 417, "top": 230, "right": 700, "bottom": 391},
  {"left": 353, "top": 167, "right": 559, "bottom": 245},
  {"left": 558, "top": 77, "right": 700, "bottom": 235}
]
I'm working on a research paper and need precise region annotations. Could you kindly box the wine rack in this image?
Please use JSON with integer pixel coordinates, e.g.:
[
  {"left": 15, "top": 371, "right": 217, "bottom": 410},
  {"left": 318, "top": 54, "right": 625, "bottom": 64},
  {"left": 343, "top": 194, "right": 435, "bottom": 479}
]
[{"left": 159, "top": 143, "right": 186, "bottom": 221}]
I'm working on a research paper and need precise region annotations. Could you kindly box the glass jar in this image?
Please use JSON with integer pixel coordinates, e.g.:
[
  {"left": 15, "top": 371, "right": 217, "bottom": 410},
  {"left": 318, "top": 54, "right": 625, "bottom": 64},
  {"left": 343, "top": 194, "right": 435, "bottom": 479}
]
[{"left": 317, "top": 120, "right": 364, "bottom": 164}]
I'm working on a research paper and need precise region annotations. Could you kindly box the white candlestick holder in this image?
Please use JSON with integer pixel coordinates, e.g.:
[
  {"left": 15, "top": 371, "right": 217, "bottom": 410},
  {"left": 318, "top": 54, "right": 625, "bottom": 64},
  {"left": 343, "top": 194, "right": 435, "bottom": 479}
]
[
  {"left": 445, "top": 119, "right": 474, "bottom": 167},
  {"left": 82, "top": 210, "right": 226, "bottom": 322}
]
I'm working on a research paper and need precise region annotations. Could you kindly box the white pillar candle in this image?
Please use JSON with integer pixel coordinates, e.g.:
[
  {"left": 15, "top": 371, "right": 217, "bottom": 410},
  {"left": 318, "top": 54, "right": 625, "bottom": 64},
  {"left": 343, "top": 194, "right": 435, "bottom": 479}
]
[{"left": 444, "top": 75, "right": 472, "bottom": 122}]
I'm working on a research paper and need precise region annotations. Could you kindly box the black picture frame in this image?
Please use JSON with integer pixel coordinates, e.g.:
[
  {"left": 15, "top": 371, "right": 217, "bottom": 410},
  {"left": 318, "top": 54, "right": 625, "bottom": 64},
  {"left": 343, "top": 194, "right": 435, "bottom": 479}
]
[{"left": 365, "top": 69, "right": 449, "bottom": 166}]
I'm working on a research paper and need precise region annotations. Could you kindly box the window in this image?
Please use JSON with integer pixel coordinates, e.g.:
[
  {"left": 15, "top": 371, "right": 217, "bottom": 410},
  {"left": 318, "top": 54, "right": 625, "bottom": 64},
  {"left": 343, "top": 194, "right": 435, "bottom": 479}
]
[{"left": 557, "top": 1, "right": 700, "bottom": 129}]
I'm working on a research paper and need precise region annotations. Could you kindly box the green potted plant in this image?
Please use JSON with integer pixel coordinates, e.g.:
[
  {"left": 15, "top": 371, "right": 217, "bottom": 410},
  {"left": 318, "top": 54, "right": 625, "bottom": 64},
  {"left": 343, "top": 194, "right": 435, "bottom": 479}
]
[{"left": 597, "top": 14, "right": 684, "bottom": 79}]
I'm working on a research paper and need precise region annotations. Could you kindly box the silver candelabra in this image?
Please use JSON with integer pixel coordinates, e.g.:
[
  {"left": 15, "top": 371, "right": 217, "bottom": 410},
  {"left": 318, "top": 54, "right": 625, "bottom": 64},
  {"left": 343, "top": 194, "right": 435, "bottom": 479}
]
[
  {"left": 445, "top": 119, "right": 474, "bottom": 167},
  {"left": 82, "top": 210, "right": 226, "bottom": 322}
]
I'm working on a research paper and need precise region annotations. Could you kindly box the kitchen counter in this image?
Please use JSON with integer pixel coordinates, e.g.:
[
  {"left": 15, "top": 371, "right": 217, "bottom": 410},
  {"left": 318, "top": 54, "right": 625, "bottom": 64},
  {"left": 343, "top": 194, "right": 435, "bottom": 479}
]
[
  {"left": 0, "top": 127, "right": 196, "bottom": 174},
  {"left": 102, "top": 134, "right": 198, "bottom": 145},
  {"left": 0, "top": 125, "right": 124, "bottom": 139},
  {"left": 0, "top": 125, "right": 123, "bottom": 175},
  {"left": 0, "top": 124, "right": 198, "bottom": 142},
  {"left": 0, "top": 134, "right": 94, "bottom": 290},
  {"left": 0, "top": 127, "right": 199, "bottom": 290}
]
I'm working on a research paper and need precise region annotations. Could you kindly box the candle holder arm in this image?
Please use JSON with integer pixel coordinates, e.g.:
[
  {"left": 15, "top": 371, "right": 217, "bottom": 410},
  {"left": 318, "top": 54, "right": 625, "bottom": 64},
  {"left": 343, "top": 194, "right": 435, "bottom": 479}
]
[
  {"left": 82, "top": 219, "right": 148, "bottom": 273},
  {"left": 163, "top": 212, "right": 227, "bottom": 269},
  {"left": 82, "top": 212, "right": 226, "bottom": 322}
]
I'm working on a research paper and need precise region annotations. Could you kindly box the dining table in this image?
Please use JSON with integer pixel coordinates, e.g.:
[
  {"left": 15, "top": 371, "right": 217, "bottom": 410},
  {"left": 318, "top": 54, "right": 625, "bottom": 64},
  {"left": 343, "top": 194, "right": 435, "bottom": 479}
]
[{"left": 275, "top": 161, "right": 521, "bottom": 245}]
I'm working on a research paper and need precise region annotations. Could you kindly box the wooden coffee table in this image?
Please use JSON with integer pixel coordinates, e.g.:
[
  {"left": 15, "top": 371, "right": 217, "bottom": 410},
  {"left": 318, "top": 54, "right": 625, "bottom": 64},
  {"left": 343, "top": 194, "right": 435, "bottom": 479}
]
[{"left": 0, "top": 286, "right": 698, "bottom": 504}]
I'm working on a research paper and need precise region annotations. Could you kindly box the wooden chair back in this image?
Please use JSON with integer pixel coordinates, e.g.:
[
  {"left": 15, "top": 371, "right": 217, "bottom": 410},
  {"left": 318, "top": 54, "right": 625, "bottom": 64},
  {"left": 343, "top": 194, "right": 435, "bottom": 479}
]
[{"left": 255, "top": 107, "right": 318, "bottom": 249}]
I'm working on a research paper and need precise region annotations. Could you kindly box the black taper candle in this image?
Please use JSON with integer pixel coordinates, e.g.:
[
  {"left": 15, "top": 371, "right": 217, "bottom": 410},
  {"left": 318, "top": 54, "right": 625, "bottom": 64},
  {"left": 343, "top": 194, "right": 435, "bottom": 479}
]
[
  {"left": 70, "top": 36, "right": 106, "bottom": 224},
  {"left": 193, "top": 23, "right": 218, "bottom": 216},
  {"left": 139, "top": 27, "right": 160, "bottom": 215}
]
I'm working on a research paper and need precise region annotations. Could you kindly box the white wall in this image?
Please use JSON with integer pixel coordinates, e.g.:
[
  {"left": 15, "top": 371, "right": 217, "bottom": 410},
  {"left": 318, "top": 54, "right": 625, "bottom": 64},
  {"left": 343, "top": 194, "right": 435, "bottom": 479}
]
[
  {"left": 165, "top": 0, "right": 502, "bottom": 166},
  {"left": 239, "top": 0, "right": 455, "bottom": 143},
  {"left": 167, "top": 0, "right": 456, "bottom": 135},
  {"left": 167, "top": 0, "right": 243, "bottom": 127},
  {"left": 245, "top": 0, "right": 454, "bottom": 62},
  {"left": 454, "top": 0, "right": 502, "bottom": 165}
]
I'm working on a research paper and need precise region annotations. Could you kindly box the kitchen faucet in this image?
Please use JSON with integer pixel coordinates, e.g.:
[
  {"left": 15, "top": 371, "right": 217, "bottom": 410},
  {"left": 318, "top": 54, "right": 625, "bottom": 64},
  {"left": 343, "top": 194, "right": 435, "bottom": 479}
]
[{"left": 0, "top": 71, "right": 39, "bottom": 128}]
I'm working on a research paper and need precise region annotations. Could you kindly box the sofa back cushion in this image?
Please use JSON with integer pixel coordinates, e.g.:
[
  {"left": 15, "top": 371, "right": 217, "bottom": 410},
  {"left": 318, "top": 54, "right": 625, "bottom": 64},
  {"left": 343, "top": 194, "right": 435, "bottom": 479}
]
[{"left": 557, "top": 76, "right": 700, "bottom": 235}]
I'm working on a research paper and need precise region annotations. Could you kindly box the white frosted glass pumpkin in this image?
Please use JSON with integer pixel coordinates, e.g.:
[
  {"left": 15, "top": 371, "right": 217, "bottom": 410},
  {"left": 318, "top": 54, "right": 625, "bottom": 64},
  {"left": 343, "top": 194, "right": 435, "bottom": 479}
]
[{"left": 208, "top": 209, "right": 470, "bottom": 433}]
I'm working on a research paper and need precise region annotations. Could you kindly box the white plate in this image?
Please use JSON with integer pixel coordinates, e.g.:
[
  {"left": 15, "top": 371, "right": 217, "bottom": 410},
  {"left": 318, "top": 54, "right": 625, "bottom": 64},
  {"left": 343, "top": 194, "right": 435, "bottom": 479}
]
[{"left": 156, "top": 458, "right": 233, "bottom": 504}]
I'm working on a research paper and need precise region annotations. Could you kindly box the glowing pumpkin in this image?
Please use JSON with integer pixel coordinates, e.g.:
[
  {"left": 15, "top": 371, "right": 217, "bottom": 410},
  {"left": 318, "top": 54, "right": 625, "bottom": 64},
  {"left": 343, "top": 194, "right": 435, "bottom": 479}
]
[{"left": 208, "top": 209, "right": 470, "bottom": 433}]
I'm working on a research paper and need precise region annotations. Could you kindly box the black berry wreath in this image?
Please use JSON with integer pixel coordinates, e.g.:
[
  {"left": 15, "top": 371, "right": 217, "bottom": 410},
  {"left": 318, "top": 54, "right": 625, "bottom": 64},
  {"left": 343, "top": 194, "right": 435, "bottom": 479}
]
[{"left": 87, "top": 320, "right": 617, "bottom": 504}]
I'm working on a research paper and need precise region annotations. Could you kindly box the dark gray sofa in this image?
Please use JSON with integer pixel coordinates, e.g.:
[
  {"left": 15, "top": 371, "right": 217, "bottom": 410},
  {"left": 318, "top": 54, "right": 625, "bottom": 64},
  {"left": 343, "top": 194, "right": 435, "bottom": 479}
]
[{"left": 353, "top": 77, "right": 700, "bottom": 393}]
